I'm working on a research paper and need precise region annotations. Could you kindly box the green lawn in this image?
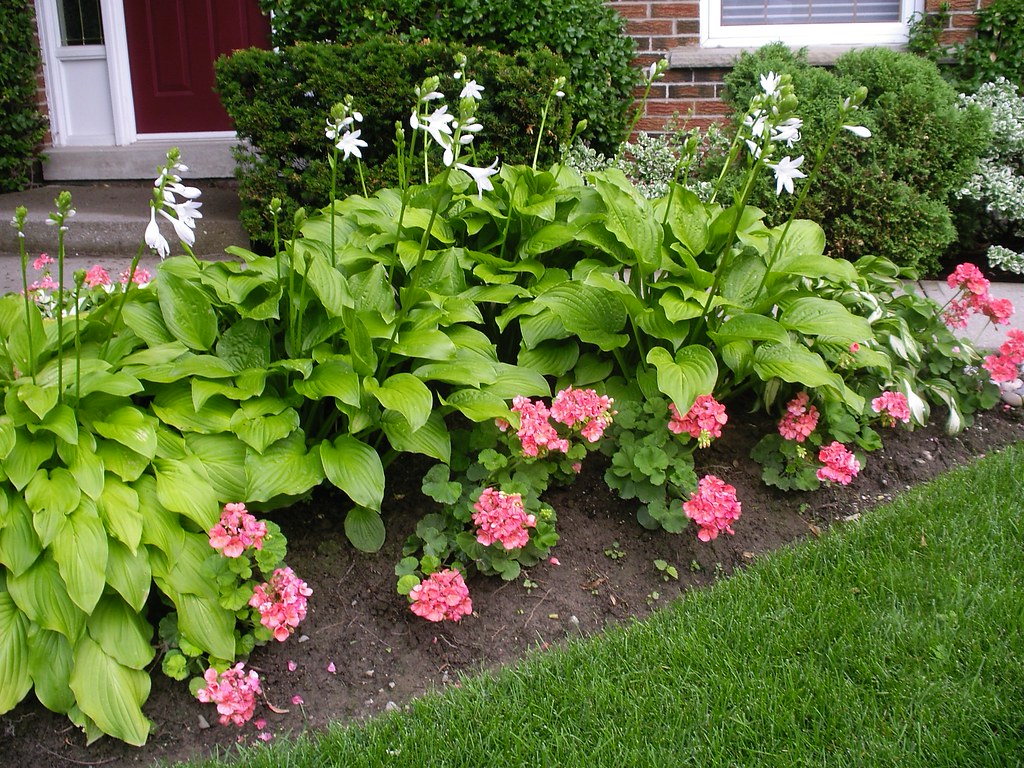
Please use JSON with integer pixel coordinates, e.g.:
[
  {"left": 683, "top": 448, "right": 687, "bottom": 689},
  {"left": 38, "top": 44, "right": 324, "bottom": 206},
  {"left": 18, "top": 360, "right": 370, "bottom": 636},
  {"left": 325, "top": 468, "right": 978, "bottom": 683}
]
[{"left": 190, "top": 443, "right": 1024, "bottom": 768}]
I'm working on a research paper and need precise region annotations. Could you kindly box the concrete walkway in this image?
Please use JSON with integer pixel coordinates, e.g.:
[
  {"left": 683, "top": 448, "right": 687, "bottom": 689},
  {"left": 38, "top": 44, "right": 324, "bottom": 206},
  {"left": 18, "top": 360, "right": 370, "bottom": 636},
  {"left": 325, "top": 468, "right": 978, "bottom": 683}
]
[{"left": 0, "top": 180, "right": 1021, "bottom": 350}]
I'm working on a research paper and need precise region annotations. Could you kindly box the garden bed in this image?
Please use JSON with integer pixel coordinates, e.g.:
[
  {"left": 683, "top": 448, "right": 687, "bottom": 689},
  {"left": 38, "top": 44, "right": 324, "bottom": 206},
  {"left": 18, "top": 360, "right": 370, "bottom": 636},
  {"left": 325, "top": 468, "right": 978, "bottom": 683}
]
[{"left": 3, "top": 404, "right": 1021, "bottom": 768}]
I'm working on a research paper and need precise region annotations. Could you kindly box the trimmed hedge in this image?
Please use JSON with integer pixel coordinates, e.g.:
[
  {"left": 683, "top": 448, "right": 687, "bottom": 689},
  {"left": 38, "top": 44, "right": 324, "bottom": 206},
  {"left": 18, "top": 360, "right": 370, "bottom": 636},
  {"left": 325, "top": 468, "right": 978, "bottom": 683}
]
[
  {"left": 721, "top": 45, "right": 990, "bottom": 276},
  {"left": 256, "top": 0, "right": 636, "bottom": 153},
  {"left": 0, "top": 3, "right": 48, "bottom": 191},
  {"left": 215, "top": 39, "right": 570, "bottom": 248}
]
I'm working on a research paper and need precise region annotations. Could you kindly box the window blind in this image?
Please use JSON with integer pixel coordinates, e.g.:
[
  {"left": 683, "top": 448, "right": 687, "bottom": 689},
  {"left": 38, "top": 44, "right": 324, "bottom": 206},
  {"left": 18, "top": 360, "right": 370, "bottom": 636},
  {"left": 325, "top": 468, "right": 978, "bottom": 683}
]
[{"left": 721, "top": 0, "right": 901, "bottom": 25}]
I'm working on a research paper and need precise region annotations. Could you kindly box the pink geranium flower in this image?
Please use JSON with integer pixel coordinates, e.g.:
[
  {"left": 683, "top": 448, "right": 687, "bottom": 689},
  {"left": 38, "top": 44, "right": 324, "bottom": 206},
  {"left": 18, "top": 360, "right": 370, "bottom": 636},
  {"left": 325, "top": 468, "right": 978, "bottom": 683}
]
[
  {"left": 32, "top": 253, "right": 53, "bottom": 271},
  {"left": 983, "top": 328, "right": 1024, "bottom": 384},
  {"left": 683, "top": 475, "right": 742, "bottom": 542},
  {"left": 778, "top": 392, "right": 819, "bottom": 442},
  {"left": 196, "top": 663, "right": 262, "bottom": 727},
  {"left": 871, "top": 391, "right": 911, "bottom": 427},
  {"left": 550, "top": 387, "right": 615, "bottom": 442},
  {"left": 816, "top": 441, "right": 860, "bottom": 485},
  {"left": 84, "top": 264, "right": 112, "bottom": 287},
  {"left": 947, "top": 262, "right": 989, "bottom": 296},
  {"left": 209, "top": 502, "right": 267, "bottom": 558},
  {"left": 409, "top": 568, "right": 473, "bottom": 622},
  {"left": 249, "top": 567, "right": 312, "bottom": 642},
  {"left": 668, "top": 394, "right": 728, "bottom": 448},
  {"left": 511, "top": 396, "right": 568, "bottom": 456},
  {"left": 472, "top": 487, "right": 537, "bottom": 550},
  {"left": 983, "top": 297, "right": 1014, "bottom": 325}
]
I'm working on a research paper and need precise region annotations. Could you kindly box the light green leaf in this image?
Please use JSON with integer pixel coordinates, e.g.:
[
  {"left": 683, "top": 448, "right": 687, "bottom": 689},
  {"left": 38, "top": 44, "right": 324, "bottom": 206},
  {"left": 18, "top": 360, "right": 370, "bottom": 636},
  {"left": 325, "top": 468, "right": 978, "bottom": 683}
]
[
  {"left": 69, "top": 635, "right": 151, "bottom": 746},
  {"left": 534, "top": 284, "right": 628, "bottom": 351},
  {"left": 303, "top": 247, "right": 352, "bottom": 316},
  {"left": 35, "top": 403, "right": 78, "bottom": 443},
  {"left": 93, "top": 407, "right": 157, "bottom": 459},
  {"left": 0, "top": 417, "right": 15, "bottom": 460},
  {"left": 174, "top": 592, "right": 236, "bottom": 661},
  {"left": 392, "top": 328, "right": 457, "bottom": 361},
  {"left": 371, "top": 373, "right": 433, "bottom": 433},
  {"left": 592, "top": 170, "right": 660, "bottom": 273},
  {"left": 320, "top": 436, "right": 385, "bottom": 512},
  {"left": 441, "top": 389, "right": 512, "bottom": 422},
  {"left": 66, "top": 442, "right": 105, "bottom": 501},
  {"left": 709, "top": 314, "right": 791, "bottom": 346},
  {"left": 153, "top": 458, "right": 219, "bottom": 530},
  {"left": 25, "top": 468, "right": 81, "bottom": 548},
  {"left": 770, "top": 218, "right": 826, "bottom": 259},
  {"left": 381, "top": 410, "right": 450, "bottom": 463},
  {"left": 661, "top": 187, "right": 709, "bottom": 258},
  {"left": 483, "top": 363, "right": 551, "bottom": 399},
  {"left": 151, "top": 388, "right": 235, "bottom": 434},
  {"left": 293, "top": 360, "right": 361, "bottom": 405},
  {"left": 517, "top": 341, "right": 579, "bottom": 377},
  {"left": 344, "top": 506, "right": 386, "bottom": 553},
  {"left": 52, "top": 504, "right": 108, "bottom": 613},
  {"left": 244, "top": 433, "right": 324, "bottom": 503},
  {"left": 780, "top": 297, "right": 872, "bottom": 344},
  {"left": 105, "top": 539, "right": 151, "bottom": 613},
  {"left": 86, "top": 594, "right": 155, "bottom": 670},
  {"left": 646, "top": 345, "right": 719, "bottom": 415},
  {"left": 7, "top": 555, "right": 85, "bottom": 641},
  {"left": 184, "top": 433, "right": 248, "bottom": 501},
  {"left": 0, "top": 498, "right": 42, "bottom": 576},
  {"left": 16, "top": 381, "right": 58, "bottom": 420},
  {"left": 98, "top": 476, "right": 143, "bottom": 553},
  {"left": 0, "top": 589, "right": 32, "bottom": 713},
  {"left": 158, "top": 269, "right": 218, "bottom": 351},
  {"left": 4, "top": 430, "right": 54, "bottom": 491},
  {"left": 28, "top": 626, "right": 74, "bottom": 713},
  {"left": 752, "top": 343, "right": 863, "bottom": 411},
  {"left": 123, "top": 300, "right": 174, "bottom": 346},
  {"left": 217, "top": 319, "right": 271, "bottom": 371}
]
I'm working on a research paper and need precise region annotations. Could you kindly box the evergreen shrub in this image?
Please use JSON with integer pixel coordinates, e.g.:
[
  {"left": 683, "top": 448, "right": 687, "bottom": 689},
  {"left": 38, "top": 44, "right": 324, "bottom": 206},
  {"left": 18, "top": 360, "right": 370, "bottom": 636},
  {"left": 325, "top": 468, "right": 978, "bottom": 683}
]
[
  {"left": 0, "top": 3, "right": 48, "bottom": 191},
  {"left": 215, "top": 39, "right": 568, "bottom": 247}
]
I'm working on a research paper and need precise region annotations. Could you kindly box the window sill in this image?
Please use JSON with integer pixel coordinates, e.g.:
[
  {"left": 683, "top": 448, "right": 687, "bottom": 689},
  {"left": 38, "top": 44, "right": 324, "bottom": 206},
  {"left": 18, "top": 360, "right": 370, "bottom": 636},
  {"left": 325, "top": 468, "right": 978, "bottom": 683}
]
[{"left": 669, "top": 42, "right": 907, "bottom": 69}]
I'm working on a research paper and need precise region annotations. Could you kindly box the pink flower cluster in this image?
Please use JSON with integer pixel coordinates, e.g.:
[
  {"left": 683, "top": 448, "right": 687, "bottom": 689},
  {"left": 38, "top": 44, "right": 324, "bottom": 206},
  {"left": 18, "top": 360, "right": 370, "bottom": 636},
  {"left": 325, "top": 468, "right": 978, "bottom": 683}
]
[
  {"left": 472, "top": 487, "right": 537, "bottom": 550},
  {"left": 249, "top": 566, "right": 312, "bottom": 642},
  {"left": 209, "top": 502, "right": 267, "bottom": 558},
  {"left": 816, "top": 441, "right": 860, "bottom": 485},
  {"left": 196, "top": 663, "right": 261, "bottom": 726},
  {"left": 943, "top": 263, "right": 1014, "bottom": 329},
  {"left": 778, "top": 392, "right": 819, "bottom": 442},
  {"left": 983, "top": 329, "right": 1024, "bottom": 384},
  {"left": 668, "top": 394, "right": 728, "bottom": 448},
  {"left": 549, "top": 387, "right": 615, "bottom": 442},
  {"left": 871, "top": 391, "right": 911, "bottom": 427},
  {"left": 409, "top": 568, "right": 473, "bottom": 622},
  {"left": 505, "top": 388, "right": 614, "bottom": 457},
  {"left": 84, "top": 265, "right": 111, "bottom": 287},
  {"left": 683, "top": 475, "right": 742, "bottom": 542}
]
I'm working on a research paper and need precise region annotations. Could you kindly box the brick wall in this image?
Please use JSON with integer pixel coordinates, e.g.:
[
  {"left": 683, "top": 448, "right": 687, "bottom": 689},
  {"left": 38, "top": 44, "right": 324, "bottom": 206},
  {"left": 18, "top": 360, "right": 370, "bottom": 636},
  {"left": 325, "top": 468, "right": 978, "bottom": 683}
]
[{"left": 609, "top": 0, "right": 989, "bottom": 134}]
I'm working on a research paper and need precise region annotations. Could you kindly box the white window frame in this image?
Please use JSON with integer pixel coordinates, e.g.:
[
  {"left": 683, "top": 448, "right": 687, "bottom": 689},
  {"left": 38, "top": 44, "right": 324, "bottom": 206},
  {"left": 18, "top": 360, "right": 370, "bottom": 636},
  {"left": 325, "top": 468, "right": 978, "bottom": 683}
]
[{"left": 700, "top": 0, "right": 923, "bottom": 48}]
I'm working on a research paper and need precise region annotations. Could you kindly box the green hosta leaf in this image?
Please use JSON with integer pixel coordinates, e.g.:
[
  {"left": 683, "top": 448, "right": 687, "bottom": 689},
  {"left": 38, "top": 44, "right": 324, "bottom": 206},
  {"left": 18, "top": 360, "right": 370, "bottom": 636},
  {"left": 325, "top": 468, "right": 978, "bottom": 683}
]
[
  {"left": 151, "top": 388, "right": 235, "bottom": 434},
  {"left": 66, "top": 442, "right": 105, "bottom": 501},
  {"left": 294, "top": 360, "right": 361, "bottom": 405},
  {"left": 344, "top": 506, "right": 386, "bottom": 553},
  {"left": 174, "top": 592, "right": 236, "bottom": 661},
  {"left": 0, "top": 498, "right": 41, "bottom": 576},
  {"left": 413, "top": 358, "right": 499, "bottom": 387},
  {"left": 304, "top": 247, "right": 352, "bottom": 316},
  {"left": 245, "top": 433, "right": 324, "bottom": 503},
  {"left": 371, "top": 373, "right": 433, "bottom": 433},
  {"left": 646, "top": 345, "right": 719, "bottom": 415},
  {"left": 770, "top": 219, "right": 826, "bottom": 259},
  {"left": 69, "top": 634, "right": 151, "bottom": 746},
  {"left": 381, "top": 410, "right": 450, "bottom": 464},
  {"left": 26, "top": 468, "right": 81, "bottom": 547},
  {"left": 392, "top": 328, "right": 457, "bottom": 361},
  {"left": 348, "top": 263, "right": 394, "bottom": 318},
  {"left": 28, "top": 626, "right": 74, "bottom": 713},
  {"left": 661, "top": 187, "right": 709, "bottom": 258},
  {"left": 752, "top": 343, "right": 862, "bottom": 411},
  {"left": 183, "top": 433, "right": 247, "bottom": 501},
  {"left": 7, "top": 555, "right": 85, "bottom": 641},
  {"left": 770, "top": 252, "right": 858, "bottom": 282},
  {"left": 105, "top": 539, "right": 151, "bottom": 613},
  {"left": 76, "top": 370, "right": 145, "bottom": 399},
  {"left": 534, "top": 284, "right": 628, "bottom": 351},
  {"left": 483, "top": 364, "right": 551, "bottom": 399},
  {"left": 52, "top": 504, "right": 108, "bottom": 613},
  {"left": 217, "top": 319, "right": 271, "bottom": 371},
  {"left": 441, "top": 389, "right": 512, "bottom": 422},
  {"left": 780, "top": 297, "right": 872, "bottom": 344},
  {"left": 720, "top": 249, "right": 768, "bottom": 310},
  {"left": 123, "top": 300, "right": 175, "bottom": 345},
  {"left": 658, "top": 290, "right": 704, "bottom": 323},
  {"left": 98, "top": 476, "right": 142, "bottom": 553},
  {"left": 153, "top": 457, "right": 219, "bottom": 530},
  {"left": 572, "top": 353, "right": 616, "bottom": 387},
  {"left": 709, "top": 314, "right": 791, "bottom": 346},
  {"left": 520, "top": 222, "right": 580, "bottom": 257},
  {"left": 517, "top": 341, "right": 579, "bottom": 377},
  {"left": 158, "top": 269, "right": 218, "bottom": 351},
  {"left": 0, "top": 417, "right": 15, "bottom": 460},
  {"left": 33, "top": 402, "right": 77, "bottom": 443},
  {"left": 95, "top": 441, "right": 147, "bottom": 482},
  {"left": 87, "top": 594, "right": 155, "bottom": 670},
  {"left": 592, "top": 170, "right": 660, "bottom": 273},
  {"left": 4, "top": 430, "right": 54, "bottom": 490},
  {"left": 320, "top": 436, "right": 385, "bottom": 512},
  {"left": 230, "top": 408, "right": 301, "bottom": 454},
  {"left": 93, "top": 407, "right": 157, "bottom": 460},
  {"left": 137, "top": 476, "right": 186, "bottom": 560},
  {"left": 0, "top": 588, "right": 31, "bottom": 713},
  {"left": 6, "top": 301, "right": 44, "bottom": 379}
]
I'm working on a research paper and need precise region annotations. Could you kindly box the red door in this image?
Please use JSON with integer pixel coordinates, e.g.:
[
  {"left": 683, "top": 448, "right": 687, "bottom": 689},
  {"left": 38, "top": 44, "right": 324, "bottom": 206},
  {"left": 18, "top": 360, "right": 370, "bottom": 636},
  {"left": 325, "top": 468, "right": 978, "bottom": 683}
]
[{"left": 123, "top": 0, "right": 270, "bottom": 134}]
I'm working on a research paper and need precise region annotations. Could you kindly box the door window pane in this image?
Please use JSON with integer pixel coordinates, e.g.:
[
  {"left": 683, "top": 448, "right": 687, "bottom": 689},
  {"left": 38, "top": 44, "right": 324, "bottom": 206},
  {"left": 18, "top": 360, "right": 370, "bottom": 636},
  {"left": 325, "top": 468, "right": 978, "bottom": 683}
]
[{"left": 58, "top": 0, "right": 104, "bottom": 45}]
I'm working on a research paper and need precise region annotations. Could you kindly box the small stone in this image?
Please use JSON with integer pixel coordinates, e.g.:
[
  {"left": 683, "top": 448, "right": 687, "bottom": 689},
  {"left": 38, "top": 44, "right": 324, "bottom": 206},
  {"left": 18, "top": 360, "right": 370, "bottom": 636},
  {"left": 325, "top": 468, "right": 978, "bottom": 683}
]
[
  {"left": 388, "top": 681, "right": 396, "bottom": 689},
  {"left": 569, "top": 615, "right": 580, "bottom": 626},
  {"left": 384, "top": 701, "right": 400, "bottom": 712},
  {"left": 197, "top": 715, "right": 210, "bottom": 730},
  {"left": 297, "top": 634, "right": 309, "bottom": 643},
  {"left": 365, "top": 669, "right": 375, "bottom": 678}
]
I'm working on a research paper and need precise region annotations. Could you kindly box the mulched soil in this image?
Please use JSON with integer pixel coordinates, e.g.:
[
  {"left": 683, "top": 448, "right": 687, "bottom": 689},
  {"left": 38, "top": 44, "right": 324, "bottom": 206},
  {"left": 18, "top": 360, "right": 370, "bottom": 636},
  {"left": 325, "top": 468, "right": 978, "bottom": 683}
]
[{"left": 2, "top": 405, "right": 1022, "bottom": 768}]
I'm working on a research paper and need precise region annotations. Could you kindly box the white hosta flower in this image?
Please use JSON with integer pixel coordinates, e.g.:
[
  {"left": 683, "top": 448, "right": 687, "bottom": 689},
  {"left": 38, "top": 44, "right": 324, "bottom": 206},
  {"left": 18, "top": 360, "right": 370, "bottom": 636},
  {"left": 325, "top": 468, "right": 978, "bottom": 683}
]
[
  {"left": 456, "top": 158, "right": 500, "bottom": 198},
  {"left": 772, "top": 117, "right": 802, "bottom": 147},
  {"left": 744, "top": 110, "right": 767, "bottom": 139},
  {"left": 165, "top": 181, "right": 202, "bottom": 200},
  {"left": 158, "top": 207, "right": 195, "bottom": 248},
  {"left": 336, "top": 129, "right": 369, "bottom": 161},
  {"left": 767, "top": 154, "right": 806, "bottom": 196},
  {"left": 843, "top": 124, "right": 872, "bottom": 138},
  {"left": 760, "top": 72, "right": 782, "bottom": 98},
  {"left": 460, "top": 79, "right": 484, "bottom": 100},
  {"left": 145, "top": 207, "right": 170, "bottom": 258},
  {"left": 171, "top": 198, "right": 203, "bottom": 228}
]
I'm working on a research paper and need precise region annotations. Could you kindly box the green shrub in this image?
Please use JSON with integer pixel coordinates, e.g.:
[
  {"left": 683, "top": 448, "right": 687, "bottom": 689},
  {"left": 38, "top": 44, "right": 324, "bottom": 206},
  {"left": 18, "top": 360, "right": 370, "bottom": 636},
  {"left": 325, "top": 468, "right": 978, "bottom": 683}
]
[
  {"left": 0, "top": 3, "right": 48, "bottom": 191},
  {"left": 215, "top": 39, "right": 569, "bottom": 247},
  {"left": 721, "top": 44, "right": 990, "bottom": 275},
  {"left": 256, "top": 0, "right": 636, "bottom": 153}
]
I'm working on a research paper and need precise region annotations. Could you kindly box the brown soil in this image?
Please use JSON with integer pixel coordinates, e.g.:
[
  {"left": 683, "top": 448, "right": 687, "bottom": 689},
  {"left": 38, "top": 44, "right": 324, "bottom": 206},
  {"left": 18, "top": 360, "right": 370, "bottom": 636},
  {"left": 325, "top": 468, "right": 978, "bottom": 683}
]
[{"left": 2, "top": 406, "right": 1022, "bottom": 768}]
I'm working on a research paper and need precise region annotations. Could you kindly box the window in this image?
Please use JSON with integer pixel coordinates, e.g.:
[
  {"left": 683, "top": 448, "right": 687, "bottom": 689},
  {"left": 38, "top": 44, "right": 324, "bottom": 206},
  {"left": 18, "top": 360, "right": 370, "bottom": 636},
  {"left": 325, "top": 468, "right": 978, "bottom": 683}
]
[
  {"left": 701, "top": 0, "right": 922, "bottom": 47},
  {"left": 57, "top": 0, "right": 104, "bottom": 46}
]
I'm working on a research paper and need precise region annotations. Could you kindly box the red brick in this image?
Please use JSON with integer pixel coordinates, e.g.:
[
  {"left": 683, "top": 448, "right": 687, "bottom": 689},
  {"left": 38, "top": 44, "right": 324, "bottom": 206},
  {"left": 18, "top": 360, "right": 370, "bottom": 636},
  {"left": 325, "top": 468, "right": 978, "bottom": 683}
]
[
  {"left": 611, "top": 3, "right": 653, "bottom": 18},
  {"left": 950, "top": 12, "right": 979, "bottom": 26},
  {"left": 667, "top": 83, "right": 717, "bottom": 98},
  {"left": 627, "top": 19, "right": 675, "bottom": 34},
  {"left": 650, "top": 2, "right": 700, "bottom": 18}
]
